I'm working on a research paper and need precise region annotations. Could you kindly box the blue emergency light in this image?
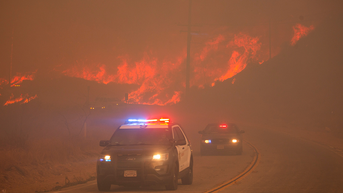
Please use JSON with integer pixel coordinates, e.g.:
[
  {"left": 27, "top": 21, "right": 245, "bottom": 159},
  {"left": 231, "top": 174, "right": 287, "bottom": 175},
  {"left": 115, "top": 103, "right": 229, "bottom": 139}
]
[{"left": 126, "top": 118, "right": 170, "bottom": 124}]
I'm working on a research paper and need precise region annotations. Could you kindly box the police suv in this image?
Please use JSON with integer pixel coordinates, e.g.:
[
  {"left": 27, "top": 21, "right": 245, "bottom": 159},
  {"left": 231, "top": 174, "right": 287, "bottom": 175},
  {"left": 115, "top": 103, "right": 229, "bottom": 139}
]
[
  {"left": 97, "top": 118, "right": 193, "bottom": 191},
  {"left": 199, "top": 123, "right": 244, "bottom": 155}
]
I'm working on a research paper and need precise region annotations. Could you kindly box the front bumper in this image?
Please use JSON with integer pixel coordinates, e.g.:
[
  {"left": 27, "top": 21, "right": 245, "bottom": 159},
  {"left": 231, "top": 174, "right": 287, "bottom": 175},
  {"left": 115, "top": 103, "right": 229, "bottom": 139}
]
[
  {"left": 200, "top": 141, "right": 241, "bottom": 151},
  {"left": 97, "top": 158, "right": 172, "bottom": 186}
]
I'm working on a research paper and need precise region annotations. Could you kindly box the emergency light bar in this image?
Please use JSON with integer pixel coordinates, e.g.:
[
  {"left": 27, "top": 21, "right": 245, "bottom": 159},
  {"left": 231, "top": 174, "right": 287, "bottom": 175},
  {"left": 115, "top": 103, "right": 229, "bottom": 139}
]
[
  {"left": 126, "top": 118, "right": 170, "bottom": 124},
  {"left": 219, "top": 124, "right": 227, "bottom": 128}
]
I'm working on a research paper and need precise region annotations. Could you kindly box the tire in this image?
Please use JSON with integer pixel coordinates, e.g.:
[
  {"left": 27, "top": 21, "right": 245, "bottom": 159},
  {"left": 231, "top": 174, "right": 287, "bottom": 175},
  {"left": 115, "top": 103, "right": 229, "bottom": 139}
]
[
  {"left": 181, "top": 157, "right": 193, "bottom": 185},
  {"left": 97, "top": 176, "right": 111, "bottom": 191},
  {"left": 165, "top": 163, "right": 178, "bottom": 190}
]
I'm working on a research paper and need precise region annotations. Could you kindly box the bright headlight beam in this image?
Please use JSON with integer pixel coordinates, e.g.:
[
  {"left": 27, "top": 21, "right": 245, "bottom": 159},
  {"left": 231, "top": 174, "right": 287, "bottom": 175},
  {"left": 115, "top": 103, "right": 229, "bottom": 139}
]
[
  {"left": 153, "top": 154, "right": 161, "bottom": 160},
  {"left": 232, "top": 139, "right": 238, "bottom": 143},
  {"left": 104, "top": 155, "right": 111, "bottom": 161},
  {"left": 152, "top": 153, "right": 168, "bottom": 161}
]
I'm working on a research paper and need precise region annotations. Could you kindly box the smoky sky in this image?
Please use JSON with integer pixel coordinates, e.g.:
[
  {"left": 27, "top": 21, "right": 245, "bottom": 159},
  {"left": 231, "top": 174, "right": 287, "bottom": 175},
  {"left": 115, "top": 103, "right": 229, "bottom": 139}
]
[{"left": 0, "top": 0, "right": 338, "bottom": 79}]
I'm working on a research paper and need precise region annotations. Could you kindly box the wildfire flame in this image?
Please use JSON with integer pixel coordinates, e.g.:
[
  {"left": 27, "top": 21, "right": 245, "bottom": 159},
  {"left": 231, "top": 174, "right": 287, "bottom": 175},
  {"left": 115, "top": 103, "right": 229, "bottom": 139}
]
[
  {"left": 3, "top": 94, "right": 38, "bottom": 106},
  {"left": 0, "top": 71, "right": 38, "bottom": 106},
  {"left": 10, "top": 71, "right": 36, "bottom": 87},
  {"left": 63, "top": 53, "right": 186, "bottom": 105},
  {"left": 291, "top": 24, "right": 314, "bottom": 45},
  {"left": 217, "top": 33, "right": 261, "bottom": 82},
  {"left": 194, "top": 35, "right": 225, "bottom": 62},
  {"left": 61, "top": 23, "right": 315, "bottom": 105}
]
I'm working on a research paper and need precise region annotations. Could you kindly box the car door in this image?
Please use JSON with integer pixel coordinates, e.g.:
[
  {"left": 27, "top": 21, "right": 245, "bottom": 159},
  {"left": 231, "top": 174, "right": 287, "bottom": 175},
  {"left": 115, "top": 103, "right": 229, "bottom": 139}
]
[
  {"left": 172, "top": 125, "right": 190, "bottom": 172},
  {"left": 178, "top": 126, "right": 191, "bottom": 170}
]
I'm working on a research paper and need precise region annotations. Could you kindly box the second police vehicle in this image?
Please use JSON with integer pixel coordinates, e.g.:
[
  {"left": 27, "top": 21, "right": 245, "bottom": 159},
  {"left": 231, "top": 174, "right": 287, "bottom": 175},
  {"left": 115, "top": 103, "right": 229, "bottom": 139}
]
[
  {"left": 96, "top": 118, "right": 193, "bottom": 191},
  {"left": 198, "top": 123, "right": 245, "bottom": 155}
]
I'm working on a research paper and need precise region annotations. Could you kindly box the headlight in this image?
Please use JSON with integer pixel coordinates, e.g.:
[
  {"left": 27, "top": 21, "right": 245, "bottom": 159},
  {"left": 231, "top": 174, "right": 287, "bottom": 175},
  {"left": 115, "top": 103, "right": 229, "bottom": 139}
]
[
  {"left": 152, "top": 153, "right": 169, "bottom": 161},
  {"left": 232, "top": 139, "right": 238, "bottom": 143},
  {"left": 202, "top": 139, "right": 211, "bottom": 144},
  {"left": 99, "top": 155, "right": 111, "bottom": 162}
]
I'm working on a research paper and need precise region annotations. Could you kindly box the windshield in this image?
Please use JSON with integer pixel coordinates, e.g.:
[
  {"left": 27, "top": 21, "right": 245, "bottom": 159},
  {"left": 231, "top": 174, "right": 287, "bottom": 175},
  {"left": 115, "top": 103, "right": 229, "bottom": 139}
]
[
  {"left": 109, "top": 128, "right": 172, "bottom": 145},
  {"left": 204, "top": 124, "right": 238, "bottom": 134}
]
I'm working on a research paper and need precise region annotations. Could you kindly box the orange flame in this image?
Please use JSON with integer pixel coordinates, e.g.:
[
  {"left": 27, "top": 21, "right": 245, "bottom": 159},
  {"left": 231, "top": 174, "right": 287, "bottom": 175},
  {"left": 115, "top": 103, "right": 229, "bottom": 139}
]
[
  {"left": 195, "top": 35, "right": 225, "bottom": 61},
  {"left": 10, "top": 71, "right": 36, "bottom": 87},
  {"left": 22, "top": 94, "right": 38, "bottom": 104},
  {"left": 62, "top": 53, "right": 186, "bottom": 105},
  {"left": 291, "top": 24, "right": 314, "bottom": 45},
  {"left": 217, "top": 33, "right": 261, "bottom": 82},
  {"left": 61, "top": 23, "right": 316, "bottom": 105},
  {"left": 232, "top": 78, "right": 236, "bottom": 84},
  {"left": 0, "top": 71, "right": 38, "bottom": 106},
  {"left": 62, "top": 63, "right": 115, "bottom": 84},
  {"left": 120, "top": 54, "right": 185, "bottom": 105},
  {"left": 3, "top": 94, "right": 38, "bottom": 106}
]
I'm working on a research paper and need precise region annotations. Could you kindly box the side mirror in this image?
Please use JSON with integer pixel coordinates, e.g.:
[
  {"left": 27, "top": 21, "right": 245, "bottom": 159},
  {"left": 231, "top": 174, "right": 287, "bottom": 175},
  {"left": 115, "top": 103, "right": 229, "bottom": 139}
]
[
  {"left": 198, "top": 131, "right": 204, "bottom": 134},
  {"left": 239, "top": 130, "right": 245, "bottom": 134},
  {"left": 99, "top": 140, "right": 110, "bottom": 147}
]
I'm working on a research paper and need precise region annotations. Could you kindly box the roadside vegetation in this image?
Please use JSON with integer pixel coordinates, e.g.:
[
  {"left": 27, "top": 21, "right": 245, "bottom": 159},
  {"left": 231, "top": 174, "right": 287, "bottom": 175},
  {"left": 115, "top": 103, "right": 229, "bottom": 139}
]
[{"left": 0, "top": 101, "right": 105, "bottom": 193}]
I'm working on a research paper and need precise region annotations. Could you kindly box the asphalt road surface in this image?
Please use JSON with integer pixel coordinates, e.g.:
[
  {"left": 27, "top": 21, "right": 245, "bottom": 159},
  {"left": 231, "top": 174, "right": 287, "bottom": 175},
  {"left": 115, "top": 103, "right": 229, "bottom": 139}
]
[{"left": 52, "top": 125, "right": 343, "bottom": 193}]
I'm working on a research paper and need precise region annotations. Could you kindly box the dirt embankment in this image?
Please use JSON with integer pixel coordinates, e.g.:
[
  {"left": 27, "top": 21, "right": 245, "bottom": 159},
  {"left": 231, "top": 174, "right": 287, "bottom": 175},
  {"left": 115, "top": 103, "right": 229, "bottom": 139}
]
[
  {"left": 0, "top": 137, "right": 101, "bottom": 193},
  {"left": 0, "top": 104, "right": 114, "bottom": 193}
]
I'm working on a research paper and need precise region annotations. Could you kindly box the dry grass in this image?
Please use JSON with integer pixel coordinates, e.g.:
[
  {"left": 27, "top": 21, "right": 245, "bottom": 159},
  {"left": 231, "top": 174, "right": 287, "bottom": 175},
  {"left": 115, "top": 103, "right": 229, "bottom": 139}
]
[
  {"left": 0, "top": 135, "right": 102, "bottom": 192},
  {"left": 0, "top": 137, "right": 99, "bottom": 171}
]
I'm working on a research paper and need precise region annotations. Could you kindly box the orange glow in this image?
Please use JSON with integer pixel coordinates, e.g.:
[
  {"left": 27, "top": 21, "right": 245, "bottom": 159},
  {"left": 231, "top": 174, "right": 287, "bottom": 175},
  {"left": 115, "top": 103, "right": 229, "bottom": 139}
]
[
  {"left": 1, "top": 71, "right": 38, "bottom": 106},
  {"left": 215, "top": 33, "right": 261, "bottom": 83},
  {"left": 21, "top": 94, "right": 38, "bottom": 104},
  {"left": 61, "top": 23, "right": 316, "bottom": 105},
  {"left": 195, "top": 35, "right": 225, "bottom": 62},
  {"left": 62, "top": 63, "right": 116, "bottom": 84},
  {"left": 291, "top": 24, "right": 314, "bottom": 45},
  {"left": 62, "top": 53, "right": 185, "bottom": 105},
  {"left": 3, "top": 94, "right": 38, "bottom": 106},
  {"left": 4, "top": 94, "right": 20, "bottom": 106},
  {"left": 10, "top": 71, "right": 36, "bottom": 87}
]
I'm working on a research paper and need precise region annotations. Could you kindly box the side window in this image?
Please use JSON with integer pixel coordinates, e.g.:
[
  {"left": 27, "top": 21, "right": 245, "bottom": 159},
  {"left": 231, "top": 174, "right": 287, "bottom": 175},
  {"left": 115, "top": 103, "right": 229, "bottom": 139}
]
[
  {"left": 173, "top": 127, "right": 181, "bottom": 141},
  {"left": 174, "top": 127, "right": 186, "bottom": 145}
]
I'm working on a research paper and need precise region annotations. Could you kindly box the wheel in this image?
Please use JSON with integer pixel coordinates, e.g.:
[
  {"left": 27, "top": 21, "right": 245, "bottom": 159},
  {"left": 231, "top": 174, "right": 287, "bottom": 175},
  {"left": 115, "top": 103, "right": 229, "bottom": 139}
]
[
  {"left": 97, "top": 176, "right": 111, "bottom": 191},
  {"left": 165, "top": 163, "right": 178, "bottom": 190},
  {"left": 181, "top": 157, "right": 193, "bottom": 185}
]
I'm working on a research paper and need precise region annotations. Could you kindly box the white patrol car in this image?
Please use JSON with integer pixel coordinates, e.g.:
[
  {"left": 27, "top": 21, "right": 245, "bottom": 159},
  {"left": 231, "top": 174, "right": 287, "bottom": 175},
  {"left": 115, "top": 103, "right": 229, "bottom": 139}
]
[{"left": 96, "top": 118, "right": 193, "bottom": 191}]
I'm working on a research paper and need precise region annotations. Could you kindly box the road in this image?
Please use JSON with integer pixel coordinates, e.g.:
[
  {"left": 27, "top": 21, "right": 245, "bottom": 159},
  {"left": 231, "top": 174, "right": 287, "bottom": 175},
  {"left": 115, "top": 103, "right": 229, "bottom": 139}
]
[{"left": 52, "top": 125, "right": 343, "bottom": 193}]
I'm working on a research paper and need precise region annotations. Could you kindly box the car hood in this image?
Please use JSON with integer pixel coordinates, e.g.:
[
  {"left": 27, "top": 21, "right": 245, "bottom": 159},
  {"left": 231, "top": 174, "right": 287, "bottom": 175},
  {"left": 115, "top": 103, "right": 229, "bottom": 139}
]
[{"left": 100, "top": 144, "right": 172, "bottom": 156}]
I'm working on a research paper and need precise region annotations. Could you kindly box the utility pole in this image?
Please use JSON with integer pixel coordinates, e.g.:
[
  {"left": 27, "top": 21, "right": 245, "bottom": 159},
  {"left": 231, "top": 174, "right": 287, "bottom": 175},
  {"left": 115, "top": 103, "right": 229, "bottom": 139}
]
[
  {"left": 9, "top": 28, "right": 14, "bottom": 84},
  {"left": 186, "top": 0, "right": 192, "bottom": 98},
  {"left": 269, "top": 20, "right": 272, "bottom": 60}
]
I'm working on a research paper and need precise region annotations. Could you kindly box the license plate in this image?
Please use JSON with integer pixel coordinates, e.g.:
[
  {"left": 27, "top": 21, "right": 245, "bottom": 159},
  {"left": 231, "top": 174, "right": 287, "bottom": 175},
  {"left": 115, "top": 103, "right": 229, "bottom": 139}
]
[
  {"left": 217, "top": 145, "right": 225, "bottom": 149},
  {"left": 124, "top": 170, "right": 137, "bottom": 177}
]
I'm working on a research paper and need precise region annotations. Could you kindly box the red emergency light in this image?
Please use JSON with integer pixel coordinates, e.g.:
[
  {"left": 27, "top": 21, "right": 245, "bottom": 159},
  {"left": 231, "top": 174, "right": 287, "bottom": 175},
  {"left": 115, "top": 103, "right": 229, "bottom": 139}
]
[
  {"left": 219, "top": 124, "right": 227, "bottom": 128},
  {"left": 127, "top": 118, "right": 170, "bottom": 124}
]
